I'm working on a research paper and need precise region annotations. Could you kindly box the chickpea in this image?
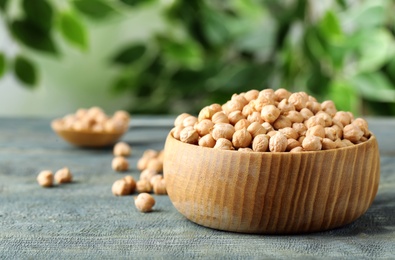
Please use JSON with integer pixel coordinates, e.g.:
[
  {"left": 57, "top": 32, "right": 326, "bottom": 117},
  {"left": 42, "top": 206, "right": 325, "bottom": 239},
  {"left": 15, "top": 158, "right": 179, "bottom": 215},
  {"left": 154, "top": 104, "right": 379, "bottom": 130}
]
[
  {"left": 352, "top": 118, "right": 369, "bottom": 137},
  {"left": 212, "top": 112, "right": 230, "bottom": 124},
  {"left": 222, "top": 100, "right": 244, "bottom": 115},
  {"left": 269, "top": 132, "right": 287, "bottom": 152},
  {"left": 241, "top": 105, "right": 255, "bottom": 117},
  {"left": 244, "top": 89, "right": 259, "bottom": 102},
  {"left": 238, "top": 148, "right": 254, "bottom": 152},
  {"left": 198, "top": 134, "right": 216, "bottom": 148},
  {"left": 261, "top": 122, "right": 274, "bottom": 133},
  {"left": 273, "top": 115, "right": 292, "bottom": 130},
  {"left": 278, "top": 127, "right": 299, "bottom": 140},
  {"left": 228, "top": 111, "right": 245, "bottom": 125},
  {"left": 321, "top": 100, "right": 337, "bottom": 117},
  {"left": 304, "top": 116, "right": 325, "bottom": 128},
  {"left": 284, "top": 110, "right": 304, "bottom": 123},
  {"left": 292, "top": 123, "right": 307, "bottom": 136},
  {"left": 146, "top": 158, "right": 163, "bottom": 172},
  {"left": 274, "top": 88, "right": 291, "bottom": 101},
  {"left": 149, "top": 174, "right": 163, "bottom": 186},
  {"left": 140, "top": 169, "right": 158, "bottom": 182},
  {"left": 180, "top": 126, "right": 199, "bottom": 144},
  {"left": 171, "top": 125, "right": 184, "bottom": 140},
  {"left": 343, "top": 124, "right": 363, "bottom": 143},
  {"left": 37, "top": 170, "right": 54, "bottom": 187},
  {"left": 153, "top": 179, "right": 167, "bottom": 195},
  {"left": 306, "top": 125, "right": 325, "bottom": 139},
  {"left": 113, "top": 110, "right": 130, "bottom": 124},
  {"left": 182, "top": 116, "right": 198, "bottom": 127},
  {"left": 113, "top": 142, "right": 131, "bottom": 157},
  {"left": 194, "top": 119, "right": 214, "bottom": 137},
  {"left": 136, "top": 179, "right": 152, "bottom": 193},
  {"left": 290, "top": 146, "right": 304, "bottom": 153},
  {"left": 286, "top": 139, "right": 301, "bottom": 151},
  {"left": 232, "top": 129, "right": 252, "bottom": 149},
  {"left": 234, "top": 119, "right": 251, "bottom": 131},
  {"left": 333, "top": 111, "right": 352, "bottom": 127},
  {"left": 211, "top": 123, "right": 235, "bottom": 141},
  {"left": 302, "top": 135, "right": 322, "bottom": 151},
  {"left": 54, "top": 167, "right": 73, "bottom": 184},
  {"left": 300, "top": 108, "right": 314, "bottom": 121},
  {"left": 252, "top": 134, "right": 269, "bottom": 152},
  {"left": 231, "top": 94, "right": 249, "bottom": 107},
  {"left": 123, "top": 175, "right": 136, "bottom": 193},
  {"left": 142, "top": 149, "right": 159, "bottom": 159},
  {"left": 324, "top": 127, "right": 338, "bottom": 141},
  {"left": 214, "top": 138, "right": 234, "bottom": 150},
  {"left": 112, "top": 179, "right": 131, "bottom": 196},
  {"left": 174, "top": 113, "right": 190, "bottom": 127},
  {"left": 306, "top": 101, "right": 322, "bottom": 114},
  {"left": 209, "top": 103, "right": 223, "bottom": 114},
  {"left": 288, "top": 92, "right": 308, "bottom": 111},
  {"left": 112, "top": 156, "right": 129, "bottom": 172},
  {"left": 134, "top": 193, "right": 155, "bottom": 213},
  {"left": 247, "top": 111, "right": 264, "bottom": 124},
  {"left": 322, "top": 138, "right": 336, "bottom": 150},
  {"left": 342, "top": 139, "right": 354, "bottom": 147},
  {"left": 261, "top": 105, "right": 280, "bottom": 123},
  {"left": 315, "top": 111, "right": 332, "bottom": 127},
  {"left": 258, "top": 89, "right": 276, "bottom": 101},
  {"left": 198, "top": 106, "right": 215, "bottom": 122},
  {"left": 137, "top": 157, "right": 149, "bottom": 171},
  {"left": 247, "top": 122, "right": 267, "bottom": 138},
  {"left": 277, "top": 99, "right": 295, "bottom": 114}
]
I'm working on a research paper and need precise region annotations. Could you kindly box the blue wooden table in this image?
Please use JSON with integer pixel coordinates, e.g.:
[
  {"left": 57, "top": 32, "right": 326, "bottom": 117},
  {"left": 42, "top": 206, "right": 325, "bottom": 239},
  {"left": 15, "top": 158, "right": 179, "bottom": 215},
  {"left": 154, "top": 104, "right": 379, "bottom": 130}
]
[{"left": 0, "top": 117, "right": 394, "bottom": 259}]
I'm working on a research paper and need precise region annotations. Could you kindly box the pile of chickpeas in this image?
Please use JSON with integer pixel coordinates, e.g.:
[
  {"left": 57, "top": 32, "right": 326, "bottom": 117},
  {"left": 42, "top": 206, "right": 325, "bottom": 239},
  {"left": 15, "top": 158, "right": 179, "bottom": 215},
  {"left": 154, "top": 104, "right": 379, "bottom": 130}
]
[
  {"left": 171, "top": 89, "right": 371, "bottom": 152},
  {"left": 52, "top": 106, "right": 130, "bottom": 133}
]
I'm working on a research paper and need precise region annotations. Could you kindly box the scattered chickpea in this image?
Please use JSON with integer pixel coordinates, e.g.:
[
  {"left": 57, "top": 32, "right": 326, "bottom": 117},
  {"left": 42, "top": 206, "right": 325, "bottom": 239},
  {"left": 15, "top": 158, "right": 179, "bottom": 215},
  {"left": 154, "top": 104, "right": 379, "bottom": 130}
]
[
  {"left": 140, "top": 169, "right": 158, "bottom": 182},
  {"left": 136, "top": 179, "right": 152, "bottom": 193},
  {"left": 37, "top": 170, "right": 54, "bottom": 188},
  {"left": 153, "top": 179, "right": 167, "bottom": 195},
  {"left": 146, "top": 158, "right": 163, "bottom": 172},
  {"left": 134, "top": 193, "right": 155, "bottom": 213},
  {"left": 112, "top": 179, "right": 131, "bottom": 196},
  {"left": 123, "top": 175, "right": 136, "bottom": 193},
  {"left": 113, "top": 142, "right": 131, "bottom": 157},
  {"left": 149, "top": 174, "right": 163, "bottom": 186},
  {"left": 112, "top": 156, "right": 129, "bottom": 172},
  {"left": 137, "top": 157, "right": 149, "bottom": 171},
  {"left": 54, "top": 167, "right": 73, "bottom": 184}
]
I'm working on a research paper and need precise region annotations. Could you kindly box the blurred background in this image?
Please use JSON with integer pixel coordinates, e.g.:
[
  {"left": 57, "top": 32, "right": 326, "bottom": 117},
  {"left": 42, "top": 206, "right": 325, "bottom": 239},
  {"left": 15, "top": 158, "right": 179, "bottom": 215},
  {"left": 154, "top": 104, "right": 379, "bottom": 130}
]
[{"left": 0, "top": 0, "right": 395, "bottom": 117}]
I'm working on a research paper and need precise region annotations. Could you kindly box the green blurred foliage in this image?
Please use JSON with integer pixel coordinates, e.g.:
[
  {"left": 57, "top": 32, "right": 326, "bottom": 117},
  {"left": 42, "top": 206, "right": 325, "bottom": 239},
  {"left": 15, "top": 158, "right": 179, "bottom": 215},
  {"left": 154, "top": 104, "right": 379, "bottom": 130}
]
[{"left": 1, "top": 0, "right": 395, "bottom": 115}]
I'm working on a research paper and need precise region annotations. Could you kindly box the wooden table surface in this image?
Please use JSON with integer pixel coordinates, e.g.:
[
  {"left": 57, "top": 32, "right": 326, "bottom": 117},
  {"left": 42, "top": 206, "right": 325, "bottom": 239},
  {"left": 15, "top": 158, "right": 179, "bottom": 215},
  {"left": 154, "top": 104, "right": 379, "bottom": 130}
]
[{"left": 1, "top": 116, "right": 394, "bottom": 259}]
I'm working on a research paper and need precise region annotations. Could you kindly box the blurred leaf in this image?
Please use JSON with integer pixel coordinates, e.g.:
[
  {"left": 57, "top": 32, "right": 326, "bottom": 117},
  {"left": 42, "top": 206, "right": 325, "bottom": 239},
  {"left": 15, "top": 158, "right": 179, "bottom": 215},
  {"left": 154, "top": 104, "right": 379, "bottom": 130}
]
[
  {"left": 11, "top": 20, "right": 58, "bottom": 55},
  {"left": 13, "top": 55, "right": 37, "bottom": 86},
  {"left": 352, "top": 72, "right": 395, "bottom": 102},
  {"left": 22, "top": 0, "right": 53, "bottom": 33},
  {"left": 327, "top": 80, "right": 359, "bottom": 114},
  {"left": 119, "top": 0, "right": 155, "bottom": 7},
  {"left": 112, "top": 44, "right": 146, "bottom": 65},
  {"left": 319, "top": 10, "right": 342, "bottom": 39},
  {"left": 59, "top": 12, "right": 88, "bottom": 50},
  {"left": 160, "top": 38, "right": 203, "bottom": 69},
  {"left": 350, "top": 3, "right": 386, "bottom": 29},
  {"left": 73, "top": 0, "right": 116, "bottom": 20},
  {"left": 357, "top": 28, "right": 393, "bottom": 72},
  {"left": 0, "top": 0, "right": 8, "bottom": 11},
  {"left": 202, "top": 9, "right": 230, "bottom": 46},
  {"left": 0, "top": 53, "right": 5, "bottom": 78}
]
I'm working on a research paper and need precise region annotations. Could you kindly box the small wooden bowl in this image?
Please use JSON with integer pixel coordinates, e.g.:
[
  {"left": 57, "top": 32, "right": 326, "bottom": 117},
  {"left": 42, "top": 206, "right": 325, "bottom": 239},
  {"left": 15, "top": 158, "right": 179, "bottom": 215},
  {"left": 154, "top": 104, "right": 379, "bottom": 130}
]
[
  {"left": 51, "top": 120, "right": 127, "bottom": 148},
  {"left": 164, "top": 134, "right": 380, "bottom": 234}
]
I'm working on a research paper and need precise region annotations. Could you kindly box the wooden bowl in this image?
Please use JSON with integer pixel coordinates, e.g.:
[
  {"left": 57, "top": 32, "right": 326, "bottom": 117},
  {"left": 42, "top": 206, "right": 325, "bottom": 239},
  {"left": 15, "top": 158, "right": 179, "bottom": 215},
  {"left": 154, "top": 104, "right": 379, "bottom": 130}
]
[
  {"left": 51, "top": 120, "right": 127, "bottom": 148},
  {"left": 163, "top": 134, "right": 380, "bottom": 234}
]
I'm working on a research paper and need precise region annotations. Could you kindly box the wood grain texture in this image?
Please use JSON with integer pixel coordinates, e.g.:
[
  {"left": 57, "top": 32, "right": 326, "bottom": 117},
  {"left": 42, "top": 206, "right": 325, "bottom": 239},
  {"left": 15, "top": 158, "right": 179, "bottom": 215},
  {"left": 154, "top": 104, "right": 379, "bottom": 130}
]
[{"left": 164, "top": 134, "right": 380, "bottom": 234}]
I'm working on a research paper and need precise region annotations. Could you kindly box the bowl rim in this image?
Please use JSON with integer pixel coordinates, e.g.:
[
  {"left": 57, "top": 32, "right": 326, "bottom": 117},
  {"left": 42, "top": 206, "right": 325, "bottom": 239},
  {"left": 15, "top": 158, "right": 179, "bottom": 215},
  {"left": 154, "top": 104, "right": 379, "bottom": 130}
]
[{"left": 166, "top": 132, "right": 377, "bottom": 155}]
